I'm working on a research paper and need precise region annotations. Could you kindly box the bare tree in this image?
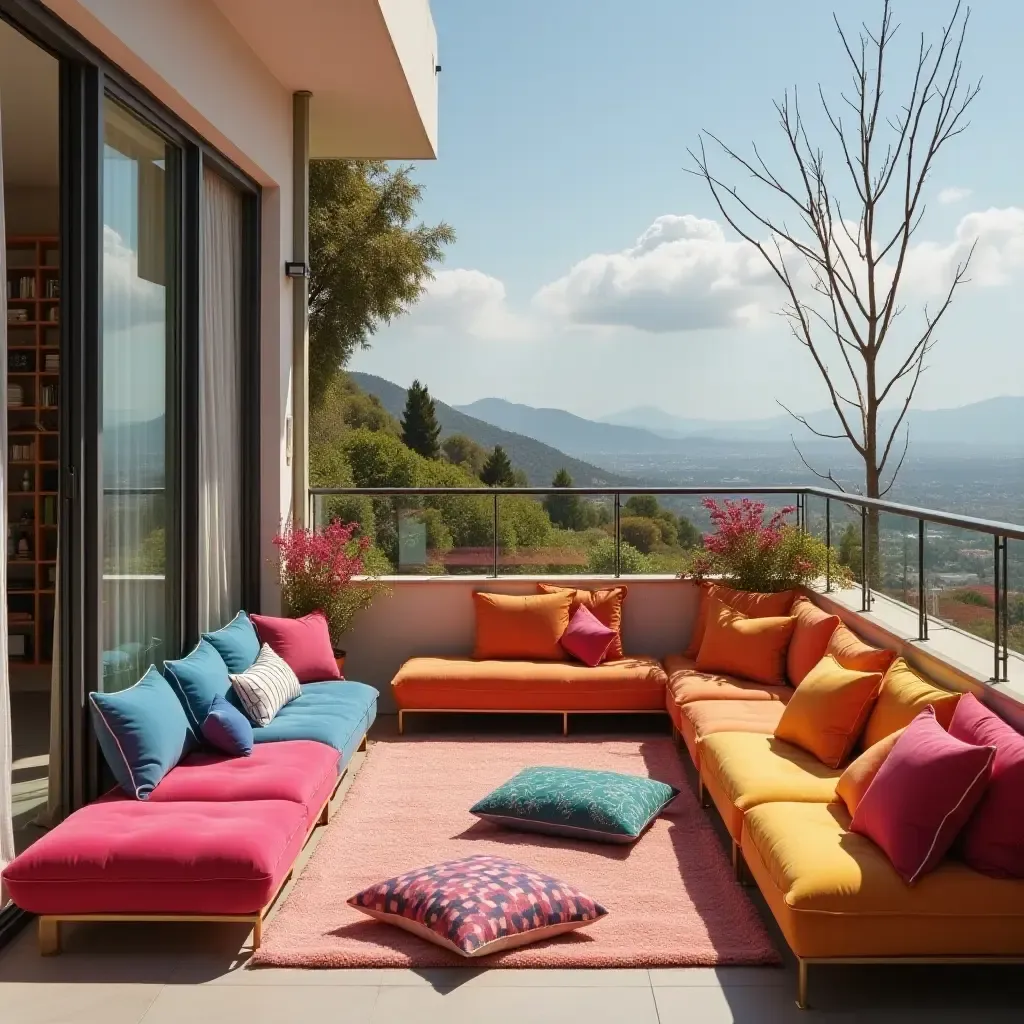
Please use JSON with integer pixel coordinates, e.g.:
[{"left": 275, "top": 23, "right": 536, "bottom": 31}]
[{"left": 690, "top": 0, "right": 979, "bottom": 523}]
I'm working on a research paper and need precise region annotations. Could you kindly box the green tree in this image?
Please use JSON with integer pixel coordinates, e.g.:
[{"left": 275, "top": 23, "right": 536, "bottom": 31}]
[
  {"left": 481, "top": 445, "right": 516, "bottom": 487},
  {"left": 838, "top": 523, "right": 863, "bottom": 581},
  {"left": 400, "top": 380, "right": 441, "bottom": 459},
  {"left": 442, "top": 434, "right": 488, "bottom": 476},
  {"left": 308, "top": 160, "right": 455, "bottom": 408},
  {"left": 619, "top": 517, "right": 661, "bottom": 555},
  {"left": 544, "top": 469, "right": 584, "bottom": 530},
  {"left": 624, "top": 495, "right": 659, "bottom": 519},
  {"left": 587, "top": 538, "right": 655, "bottom": 574},
  {"left": 676, "top": 514, "right": 701, "bottom": 549}
]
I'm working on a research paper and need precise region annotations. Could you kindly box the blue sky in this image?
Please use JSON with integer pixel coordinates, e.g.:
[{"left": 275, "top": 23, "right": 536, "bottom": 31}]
[{"left": 351, "top": 0, "right": 1024, "bottom": 422}]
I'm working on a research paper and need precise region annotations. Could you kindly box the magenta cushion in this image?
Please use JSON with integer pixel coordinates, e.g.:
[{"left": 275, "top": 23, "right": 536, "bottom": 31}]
[
  {"left": 948, "top": 692, "right": 1024, "bottom": 877},
  {"left": 560, "top": 605, "right": 616, "bottom": 667},
  {"left": 2, "top": 799, "right": 308, "bottom": 915},
  {"left": 149, "top": 739, "right": 339, "bottom": 817},
  {"left": 250, "top": 610, "right": 341, "bottom": 683},
  {"left": 851, "top": 706, "right": 996, "bottom": 885}
]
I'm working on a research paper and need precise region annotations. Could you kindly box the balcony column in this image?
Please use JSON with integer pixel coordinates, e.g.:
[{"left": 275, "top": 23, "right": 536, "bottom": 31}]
[{"left": 291, "top": 90, "right": 312, "bottom": 527}]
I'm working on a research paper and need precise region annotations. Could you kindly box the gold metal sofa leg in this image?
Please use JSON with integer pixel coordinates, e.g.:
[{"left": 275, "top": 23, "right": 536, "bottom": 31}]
[
  {"left": 562, "top": 712, "right": 569, "bottom": 736},
  {"left": 796, "top": 959, "right": 808, "bottom": 1009},
  {"left": 398, "top": 710, "right": 404, "bottom": 735},
  {"left": 252, "top": 915, "right": 263, "bottom": 950},
  {"left": 38, "top": 917, "right": 59, "bottom": 956}
]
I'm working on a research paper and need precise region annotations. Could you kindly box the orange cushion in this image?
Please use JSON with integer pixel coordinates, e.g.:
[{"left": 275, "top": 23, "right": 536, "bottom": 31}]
[
  {"left": 826, "top": 623, "right": 895, "bottom": 674},
  {"left": 684, "top": 582, "right": 795, "bottom": 659},
  {"left": 678, "top": 699, "right": 785, "bottom": 770},
  {"left": 537, "top": 584, "right": 626, "bottom": 659},
  {"left": 392, "top": 655, "right": 668, "bottom": 712},
  {"left": 787, "top": 597, "right": 841, "bottom": 686},
  {"left": 860, "top": 657, "right": 961, "bottom": 749},
  {"left": 472, "top": 591, "right": 572, "bottom": 661},
  {"left": 836, "top": 728, "right": 905, "bottom": 816},
  {"left": 696, "top": 600, "right": 795, "bottom": 687},
  {"left": 664, "top": 655, "right": 793, "bottom": 708},
  {"left": 774, "top": 654, "right": 883, "bottom": 768}
]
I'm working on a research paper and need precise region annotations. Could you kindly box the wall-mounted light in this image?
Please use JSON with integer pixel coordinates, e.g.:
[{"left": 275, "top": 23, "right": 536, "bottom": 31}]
[
  {"left": 435, "top": 65, "right": 442, "bottom": 73},
  {"left": 285, "top": 261, "right": 308, "bottom": 278}
]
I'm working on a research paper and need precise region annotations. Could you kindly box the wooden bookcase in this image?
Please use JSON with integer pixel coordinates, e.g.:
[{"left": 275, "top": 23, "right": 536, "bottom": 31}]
[{"left": 5, "top": 235, "right": 60, "bottom": 666}]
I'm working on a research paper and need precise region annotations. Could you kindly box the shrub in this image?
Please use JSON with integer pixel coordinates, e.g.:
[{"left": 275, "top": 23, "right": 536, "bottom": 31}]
[
  {"left": 680, "top": 497, "right": 850, "bottom": 592},
  {"left": 619, "top": 516, "right": 661, "bottom": 555},
  {"left": 587, "top": 538, "right": 656, "bottom": 574}
]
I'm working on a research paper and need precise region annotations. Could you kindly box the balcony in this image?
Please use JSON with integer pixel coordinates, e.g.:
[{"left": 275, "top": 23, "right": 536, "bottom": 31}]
[{"left": 4, "top": 486, "right": 1024, "bottom": 1022}]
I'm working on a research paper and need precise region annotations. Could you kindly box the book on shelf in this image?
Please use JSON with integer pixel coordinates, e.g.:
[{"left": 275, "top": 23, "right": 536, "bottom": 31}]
[
  {"left": 6, "top": 308, "right": 29, "bottom": 323},
  {"left": 44, "top": 354, "right": 59, "bottom": 372}
]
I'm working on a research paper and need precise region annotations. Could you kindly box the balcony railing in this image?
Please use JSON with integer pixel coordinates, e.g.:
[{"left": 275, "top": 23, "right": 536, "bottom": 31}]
[{"left": 310, "top": 485, "right": 1024, "bottom": 684}]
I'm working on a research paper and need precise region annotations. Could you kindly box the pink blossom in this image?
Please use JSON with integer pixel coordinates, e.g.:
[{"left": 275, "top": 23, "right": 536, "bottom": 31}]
[{"left": 273, "top": 520, "right": 370, "bottom": 592}]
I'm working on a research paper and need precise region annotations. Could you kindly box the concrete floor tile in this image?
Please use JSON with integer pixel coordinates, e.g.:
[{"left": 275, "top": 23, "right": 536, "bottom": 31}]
[
  {"left": 139, "top": 983, "right": 380, "bottom": 1024},
  {"left": 649, "top": 965, "right": 788, "bottom": 988},
  {"left": 0, "top": 982, "right": 163, "bottom": 1024},
  {"left": 653, "top": 983, "right": 857, "bottom": 1024},
  {"left": 370, "top": 983, "right": 660, "bottom": 1024}
]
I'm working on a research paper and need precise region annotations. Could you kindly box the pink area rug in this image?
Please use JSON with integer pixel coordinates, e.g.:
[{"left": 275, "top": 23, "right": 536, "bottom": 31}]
[{"left": 252, "top": 736, "right": 779, "bottom": 968}]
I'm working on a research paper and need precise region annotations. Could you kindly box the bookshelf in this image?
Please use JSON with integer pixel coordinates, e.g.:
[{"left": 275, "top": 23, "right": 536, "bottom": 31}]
[{"left": 5, "top": 235, "right": 59, "bottom": 666}]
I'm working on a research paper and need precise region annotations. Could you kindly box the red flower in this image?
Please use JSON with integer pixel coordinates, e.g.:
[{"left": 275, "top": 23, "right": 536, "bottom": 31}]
[{"left": 273, "top": 520, "right": 370, "bottom": 591}]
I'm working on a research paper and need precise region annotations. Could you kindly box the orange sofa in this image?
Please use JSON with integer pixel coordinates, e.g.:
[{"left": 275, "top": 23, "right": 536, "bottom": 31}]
[
  {"left": 665, "top": 621, "right": 1024, "bottom": 1009},
  {"left": 392, "top": 654, "right": 668, "bottom": 734}
]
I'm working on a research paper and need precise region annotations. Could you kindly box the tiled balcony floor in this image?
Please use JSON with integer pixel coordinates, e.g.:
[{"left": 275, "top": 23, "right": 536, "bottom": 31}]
[{"left": 3, "top": 717, "right": 1024, "bottom": 1023}]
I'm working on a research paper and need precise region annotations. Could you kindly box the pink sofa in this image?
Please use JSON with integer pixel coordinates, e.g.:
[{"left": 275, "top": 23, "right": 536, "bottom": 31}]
[{"left": 4, "top": 740, "right": 342, "bottom": 954}]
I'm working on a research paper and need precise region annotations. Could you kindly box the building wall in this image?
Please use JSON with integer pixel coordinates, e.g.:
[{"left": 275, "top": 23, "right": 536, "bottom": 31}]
[
  {"left": 342, "top": 577, "right": 701, "bottom": 714},
  {"left": 3, "top": 186, "right": 58, "bottom": 235},
  {"left": 42, "top": 0, "right": 296, "bottom": 611}
]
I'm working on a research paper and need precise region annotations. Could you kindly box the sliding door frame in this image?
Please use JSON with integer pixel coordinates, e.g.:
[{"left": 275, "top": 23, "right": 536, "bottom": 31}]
[{"left": 0, "top": 0, "right": 263, "bottom": 943}]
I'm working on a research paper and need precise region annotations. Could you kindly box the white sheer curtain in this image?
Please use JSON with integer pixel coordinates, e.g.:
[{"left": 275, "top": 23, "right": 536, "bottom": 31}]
[
  {"left": 198, "top": 168, "right": 244, "bottom": 631},
  {"left": 0, "top": 94, "right": 16, "bottom": 894}
]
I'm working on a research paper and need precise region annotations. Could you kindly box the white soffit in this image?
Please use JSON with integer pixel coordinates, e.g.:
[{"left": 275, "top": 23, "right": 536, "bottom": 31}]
[{"left": 211, "top": 0, "right": 439, "bottom": 159}]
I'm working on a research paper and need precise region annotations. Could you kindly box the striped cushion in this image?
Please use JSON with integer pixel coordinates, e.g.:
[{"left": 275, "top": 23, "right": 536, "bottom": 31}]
[{"left": 230, "top": 644, "right": 302, "bottom": 727}]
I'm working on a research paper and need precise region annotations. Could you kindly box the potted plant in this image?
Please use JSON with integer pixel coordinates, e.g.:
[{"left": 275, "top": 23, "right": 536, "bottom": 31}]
[
  {"left": 680, "top": 497, "right": 851, "bottom": 592},
  {"left": 273, "top": 519, "right": 386, "bottom": 674}
]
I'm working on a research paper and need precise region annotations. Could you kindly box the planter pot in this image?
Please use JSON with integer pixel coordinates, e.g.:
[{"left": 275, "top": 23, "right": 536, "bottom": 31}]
[{"left": 334, "top": 650, "right": 347, "bottom": 678}]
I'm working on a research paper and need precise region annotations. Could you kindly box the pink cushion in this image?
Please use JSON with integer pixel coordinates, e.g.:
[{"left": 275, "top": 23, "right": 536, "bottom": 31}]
[
  {"left": 851, "top": 706, "right": 996, "bottom": 885},
  {"left": 149, "top": 739, "right": 339, "bottom": 817},
  {"left": 560, "top": 605, "right": 616, "bottom": 667},
  {"left": 948, "top": 692, "right": 1024, "bottom": 877},
  {"left": 2, "top": 799, "right": 308, "bottom": 915},
  {"left": 250, "top": 611, "right": 340, "bottom": 683}
]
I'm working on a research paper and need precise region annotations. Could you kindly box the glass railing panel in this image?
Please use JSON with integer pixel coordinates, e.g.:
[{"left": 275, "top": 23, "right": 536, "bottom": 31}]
[
  {"left": 923, "top": 524, "right": 996, "bottom": 650},
  {"left": 871, "top": 511, "right": 923, "bottom": 614},
  {"left": 495, "top": 492, "right": 610, "bottom": 575},
  {"left": 619, "top": 492, "right": 700, "bottom": 575},
  {"left": 1009, "top": 539, "right": 1023, "bottom": 658}
]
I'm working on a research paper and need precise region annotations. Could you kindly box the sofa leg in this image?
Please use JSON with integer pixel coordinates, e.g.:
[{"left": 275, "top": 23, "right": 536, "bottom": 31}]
[
  {"left": 731, "top": 840, "right": 740, "bottom": 877},
  {"left": 357, "top": 734, "right": 367, "bottom": 752},
  {"left": 398, "top": 711, "right": 404, "bottom": 736},
  {"left": 318, "top": 798, "right": 331, "bottom": 826},
  {"left": 698, "top": 776, "right": 709, "bottom": 809},
  {"left": 252, "top": 915, "right": 263, "bottom": 951},
  {"left": 562, "top": 712, "right": 569, "bottom": 736},
  {"left": 38, "top": 917, "right": 59, "bottom": 956},
  {"left": 796, "top": 959, "right": 808, "bottom": 1010}
]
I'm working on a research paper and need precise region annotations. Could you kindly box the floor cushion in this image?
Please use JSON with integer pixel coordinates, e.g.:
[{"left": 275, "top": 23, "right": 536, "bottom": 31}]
[
  {"left": 699, "top": 732, "right": 843, "bottom": 841},
  {"left": 392, "top": 656, "right": 668, "bottom": 712},
  {"left": 742, "top": 800, "right": 1024, "bottom": 959},
  {"left": 664, "top": 655, "right": 793, "bottom": 709},
  {"left": 148, "top": 739, "right": 340, "bottom": 817},
  {"left": 3, "top": 799, "right": 309, "bottom": 916},
  {"left": 253, "top": 681, "right": 377, "bottom": 770},
  {"left": 678, "top": 699, "right": 785, "bottom": 770}
]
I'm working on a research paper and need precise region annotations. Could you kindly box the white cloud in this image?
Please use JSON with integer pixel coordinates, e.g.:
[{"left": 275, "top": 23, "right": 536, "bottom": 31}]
[
  {"left": 101, "top": 224, "right": 166, "bottom": 327},
  {"left": 534, "top": 214, "right": 777, "bottom": 333},
  {"left": 400, "top": 268, "right": 529, "bottom": 340},
  {"left": 938, "top": 186, "right": 973, "bottom": 205}
]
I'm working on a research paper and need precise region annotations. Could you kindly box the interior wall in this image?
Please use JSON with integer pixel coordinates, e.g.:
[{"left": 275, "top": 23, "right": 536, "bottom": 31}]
[{"left": 3, "top": 187, "right": 59, "bottom": 236}]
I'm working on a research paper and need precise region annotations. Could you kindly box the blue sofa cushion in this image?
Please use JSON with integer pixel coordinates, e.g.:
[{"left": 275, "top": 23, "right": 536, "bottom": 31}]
[
  {"left": 163, "top": 638, "right": 237, "bottom": 741},
  {"left": 201, "top": 694, "right": 254, "bottom": 757},
  {"left": 89, "top": 666, "right": 195, "bottom": 799},
  {"left": 202, "top": 611, "right": 261, "bottom": 674},
  {"left": 253, "top": 681, "right": 378, "bottom": 772}
]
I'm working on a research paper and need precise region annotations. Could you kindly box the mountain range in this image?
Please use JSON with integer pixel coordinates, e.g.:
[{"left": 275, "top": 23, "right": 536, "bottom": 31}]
[
  {"left": 347, "top": 372, "right": 637, "bottom": 487},
  {"left": 454, "top": 395, "right": 1024, "bottom": 457}
]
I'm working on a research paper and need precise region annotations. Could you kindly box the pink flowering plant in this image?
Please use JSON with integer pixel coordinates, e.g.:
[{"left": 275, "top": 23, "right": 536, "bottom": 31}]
[
  {"left": 680, "top": 498, "right": 849, "bottom": 593},
  {"left": 273, "top": 520, "right": 386, "bottom": 649}
]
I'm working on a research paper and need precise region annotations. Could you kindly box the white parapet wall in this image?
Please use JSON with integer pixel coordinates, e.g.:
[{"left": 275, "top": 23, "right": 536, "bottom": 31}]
[{"left": 342, "top": 576, "right": 701, "bottom": 714}]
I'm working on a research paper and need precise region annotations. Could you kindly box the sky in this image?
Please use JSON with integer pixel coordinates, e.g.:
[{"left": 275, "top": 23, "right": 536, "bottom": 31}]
[{"left": 350, "top": 0, "right": 1024, "bottom": 423}]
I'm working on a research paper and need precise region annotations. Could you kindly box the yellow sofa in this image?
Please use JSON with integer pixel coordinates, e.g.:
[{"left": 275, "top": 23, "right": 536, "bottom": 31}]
[{"left": 669, "top": 630, "right": 1024, "bottom": 1009}]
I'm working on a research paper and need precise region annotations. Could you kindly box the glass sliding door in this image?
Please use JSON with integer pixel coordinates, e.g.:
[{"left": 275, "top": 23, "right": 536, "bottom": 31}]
[{"left": 100, "top": 99, "right": 179, "bottom": 690}]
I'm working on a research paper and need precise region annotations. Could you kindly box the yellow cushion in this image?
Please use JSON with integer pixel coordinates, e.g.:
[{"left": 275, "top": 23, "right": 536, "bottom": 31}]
[
  {"left": 698, "top": 732, "right": 843, "bottom": 841},
  {"left": 695, "top": 601, "right": 796, "bottom": 687},
  {"left": 861, "top": 657, "right": 961, "bottom": 749},
  {"left": 742, "top": 800, "right": 1024, "bottom": 959},
  {"left": 678, "top": 699, "right": 785, "bottom": 771},
  {"left": 773, "top": 655, "right": 883, "bottom": 768}
]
